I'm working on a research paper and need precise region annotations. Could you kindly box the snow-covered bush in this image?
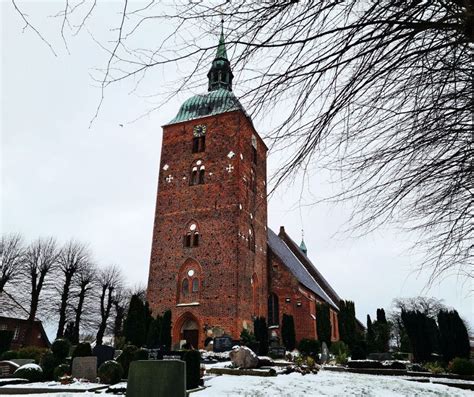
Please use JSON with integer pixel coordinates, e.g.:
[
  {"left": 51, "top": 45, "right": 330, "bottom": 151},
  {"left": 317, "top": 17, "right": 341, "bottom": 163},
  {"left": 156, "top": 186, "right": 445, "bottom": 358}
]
[
  {"left": 98, "top": 360, "right": 123, "bottom": 384},
  {"left": 14, "top": 363, "right": 43, "bottom": 382}
]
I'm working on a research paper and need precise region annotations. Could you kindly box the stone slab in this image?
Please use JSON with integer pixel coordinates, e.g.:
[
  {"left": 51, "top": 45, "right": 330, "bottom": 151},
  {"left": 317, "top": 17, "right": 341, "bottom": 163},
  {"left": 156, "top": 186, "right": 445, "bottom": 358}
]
[
  {"left": 208, "top": 367, "right": 277, "bottom": 377},
  {"left": 127, "top": 360, "right": 186, "bottom": 397},
  {"left": 71, "top": 356, "right": 97, "bottom": 382}
]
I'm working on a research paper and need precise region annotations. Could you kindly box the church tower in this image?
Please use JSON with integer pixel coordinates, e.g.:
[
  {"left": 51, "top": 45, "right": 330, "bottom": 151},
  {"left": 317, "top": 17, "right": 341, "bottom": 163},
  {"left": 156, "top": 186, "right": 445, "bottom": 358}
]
[{"left": 146, "top": 28, "right": 268, "bottom": 348}]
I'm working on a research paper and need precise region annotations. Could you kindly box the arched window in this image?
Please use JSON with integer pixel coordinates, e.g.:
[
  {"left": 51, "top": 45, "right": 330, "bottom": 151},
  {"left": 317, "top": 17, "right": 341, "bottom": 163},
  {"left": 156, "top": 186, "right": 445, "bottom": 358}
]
[
  {"left": 190, "top": 160, "right": 205, "bottom": 186},
  {"left": 192, "top": 278, "right": 199, "bottom": 292},
  {"left": 182, "top": 279, "right": 189, "bottom": 296},
  {"left": 268, "top": 293, "right": 279, "bottom": 326},
  {"left": 184, "top": 222, "right": 200, "bottom": 248},
  {"left": 248, "top": 226, "right": 256, "bottom": 252},
  {"left": 192, "top": 125, "right": 206, "bottom": 153},
  {"left": 178, "top": 259, "right": 202, "bottom": 304}
]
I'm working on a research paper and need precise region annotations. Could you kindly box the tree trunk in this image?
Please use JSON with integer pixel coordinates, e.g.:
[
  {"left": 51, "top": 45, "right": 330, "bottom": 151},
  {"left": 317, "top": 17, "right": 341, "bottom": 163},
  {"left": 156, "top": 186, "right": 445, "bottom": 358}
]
[{"left": 56, "top": 273, "right": 73, "bottom": 339}]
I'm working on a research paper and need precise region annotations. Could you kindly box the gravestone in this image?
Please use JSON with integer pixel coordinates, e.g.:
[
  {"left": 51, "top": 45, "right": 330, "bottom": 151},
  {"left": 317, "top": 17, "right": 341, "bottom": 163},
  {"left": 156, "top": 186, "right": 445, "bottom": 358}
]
[
  {"left": 127, "top": 360, "right": 186, "bottom": 397},
  {"left": 320, "top": 342, "right": 329, "bottom": 364},
  {"left": 72, "top": 356, "right": 97, "bottom": 382},
  {"left": 93, "top": 345, "right": 115, "bottom": 368},
  {"left": 268, "top": 346, "right": 286, "bottom": 359},
  {"left": 213, "top": 336, "right": 233, "bottom": 352}
]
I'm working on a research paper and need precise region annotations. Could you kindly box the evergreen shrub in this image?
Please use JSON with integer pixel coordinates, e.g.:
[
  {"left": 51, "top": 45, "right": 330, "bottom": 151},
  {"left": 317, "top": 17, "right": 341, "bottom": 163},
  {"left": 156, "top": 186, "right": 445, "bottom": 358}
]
[
  {"left": 40, "top": 352, "right": 61, "bottom": 381},
  {"left": 184, "top": 350, "right": 201, "bottom": 390},
  {"left": 98, "top": 360, "right": 123, "bottom": 384},
  {"left": 51, "top": 339, "right": 71, "bottom": 361},
  {"left": 1, "top": 350, "right": 18, "bottom": 360},
  {"left": 448, "top": 358, "right": 474, "bottom": 376},
  {"left": 14, "top": 364, "right": 43, "bottom": 382},
  {"left": 72, "top": 342, "right": 93, "bottom": 359},
  {"left": 116, "top": 344, "right": 138, "bottom": 378},
  {"left": 17, "top": 347, "right": 49, "bottom": 363},
  {"left": 298, "top": 339, "right": 321, "bottom": 357},
  {"left": 53, "top": 363, "right": 71, "bottom": 381}
]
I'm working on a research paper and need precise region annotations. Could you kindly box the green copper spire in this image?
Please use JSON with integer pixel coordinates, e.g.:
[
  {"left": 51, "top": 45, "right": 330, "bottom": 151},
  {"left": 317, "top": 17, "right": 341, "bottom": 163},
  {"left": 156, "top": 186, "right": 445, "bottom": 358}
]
[
  {"left": 208, "top": 19, "right": 233, "bottom": 91},
  {"left": 300, "top": 239, "right": 308, "bottom": 255},
  {"left": 216, "top": 20, "right": 228, "bottom": 60}
]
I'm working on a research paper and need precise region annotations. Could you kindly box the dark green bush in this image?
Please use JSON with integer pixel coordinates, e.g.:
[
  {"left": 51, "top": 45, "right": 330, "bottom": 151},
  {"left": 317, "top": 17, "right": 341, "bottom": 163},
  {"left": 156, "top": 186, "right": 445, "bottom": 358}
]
[
  {"left": 0, "top": 330, "right": 13, "bottom": 356},
  {"left": 350, "top": 340, "right": 367, "bottom": 360},
  {"left": 14, "top": 364, "right": 44, "bottom": 382},
  {"left": 17, "top": 346, "right": 49, "bottom": 363},
  {"left": 40, "top": 352, "right": 61, "bottom": 381},
  {"left": 448, "top": 358, "right": 474, "bottom": 376},
  {"left": 281, "top": 314, "right": 296, "bottom": 351},
  {"left": 116, "top": 344, "right": 138, "bottom": 378},
  {"left": 1, "top": 350, "right": 19, "bottom": 360},
  {"left": 53, "top": 364, "right": 71, "bottom": 381},
  {"left": 98, "top": 360, "right": 123, "bottom": 384},
  {"left": 51, "top": 339, "right": 71, "bottom": 361},
  {"left": 298, "top": 339, "right": 321, "bottom": 357},
  {"left": 330, "top": 341, "right": 349, "bottom": 356},
  {"left": 72, "top": 342, "right": 92, "bottom": 359},
  {"left": 240, "top": 329, "right": 256, "bottom": 345},
  {"left": 184, "top": 350, "right": 201, "bottom": 390}
]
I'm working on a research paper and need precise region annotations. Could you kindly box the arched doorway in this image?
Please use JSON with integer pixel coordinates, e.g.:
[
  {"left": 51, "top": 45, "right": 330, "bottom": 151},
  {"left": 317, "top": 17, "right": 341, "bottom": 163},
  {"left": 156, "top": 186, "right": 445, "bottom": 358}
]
[{"left": 174, "top": 312, "right": 200, "bottom": 349}]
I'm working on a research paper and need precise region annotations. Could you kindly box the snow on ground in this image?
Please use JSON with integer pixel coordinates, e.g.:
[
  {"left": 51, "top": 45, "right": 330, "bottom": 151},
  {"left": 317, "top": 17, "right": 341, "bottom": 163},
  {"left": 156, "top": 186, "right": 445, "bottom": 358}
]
[
  {"left": 195, "top": 370, "right": 474, "bottom": 397},
  {"left": 2, "top": 370, "right": 473, "bottom": 396}
]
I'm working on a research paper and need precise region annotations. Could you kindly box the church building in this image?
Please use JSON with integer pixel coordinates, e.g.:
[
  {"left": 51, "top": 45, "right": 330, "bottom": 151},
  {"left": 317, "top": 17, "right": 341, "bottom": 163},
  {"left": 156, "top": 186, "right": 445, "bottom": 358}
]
[{"left": 146, "top": 29, "right": 343, "bottom": 349}]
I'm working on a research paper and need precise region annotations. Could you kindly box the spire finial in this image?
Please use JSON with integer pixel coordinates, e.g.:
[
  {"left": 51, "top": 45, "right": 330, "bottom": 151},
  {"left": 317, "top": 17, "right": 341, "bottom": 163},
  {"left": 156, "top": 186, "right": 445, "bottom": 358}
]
[
  {"left": 300, "top": 229, "right": 308, "bottom": 255},
  {"left": 207, "top": 17, "right": 233, "bottom": 91}
]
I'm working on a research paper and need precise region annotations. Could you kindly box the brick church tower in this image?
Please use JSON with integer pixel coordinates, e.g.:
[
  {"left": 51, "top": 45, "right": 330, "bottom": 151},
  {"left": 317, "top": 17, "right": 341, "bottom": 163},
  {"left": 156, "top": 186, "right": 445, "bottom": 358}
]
[{"left": 146, "top": 28, "right": 268, "bottom": 348}]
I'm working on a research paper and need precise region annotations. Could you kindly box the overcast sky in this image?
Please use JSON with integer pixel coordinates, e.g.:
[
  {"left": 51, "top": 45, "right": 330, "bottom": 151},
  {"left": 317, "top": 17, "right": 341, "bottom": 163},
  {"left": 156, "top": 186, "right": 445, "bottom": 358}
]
[{"left": 1, "top": 2, "right": 472, "bottom": 331}]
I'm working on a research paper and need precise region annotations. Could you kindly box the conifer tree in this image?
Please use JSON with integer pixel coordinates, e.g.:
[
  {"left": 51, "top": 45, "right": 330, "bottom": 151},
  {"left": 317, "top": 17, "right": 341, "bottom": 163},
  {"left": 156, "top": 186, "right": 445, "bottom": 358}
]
[
  {"left": 281, "top": 314, "right": 296, "bottom": 351},
  {"left": 161, "top": 310, "right": 172, "bottom": 351},
  {"left": 123, "top": 294, "right": 146, "bottom": 347},
  {"left": 146, "top": 314, "right": 162, "bottom": 348},
  {"left": 338, "top": 300, "right": 357, "bottom": 348},
  {"left": 401, "top": 310, "right": 439, "bottom": 362},
  {"left": 438, "top": 309, "right": 470, "bottom": 362},
  {"left": 316, "top": 303, "right": 331, "bottom": 346},
  {"left": 366, "top": 315, "right": 376, "bottom": 353}
]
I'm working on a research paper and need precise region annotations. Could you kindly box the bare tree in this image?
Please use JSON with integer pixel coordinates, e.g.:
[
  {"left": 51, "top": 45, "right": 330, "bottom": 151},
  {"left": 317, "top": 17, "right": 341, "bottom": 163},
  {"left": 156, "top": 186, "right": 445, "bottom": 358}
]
[
  {"left": 10, "top": 1, "right": 473, "bottom": 282},
  {"left": 22, "top": 237, "right": 59, "bottom": 341},
  {"left": 111, "top": 287, "right": 130, "bottom": 343},
  {"left": 55, "top": 240, "right": 91, "bottom": 339},
  {"left": 71, "top": 260, "right": 97, "bottom": 343},
  {"left": 95, "top": 265, "right": 123, "bottom": 346},
  {"left": 0, "top": 233, "right": 25, "bottom": 294}
]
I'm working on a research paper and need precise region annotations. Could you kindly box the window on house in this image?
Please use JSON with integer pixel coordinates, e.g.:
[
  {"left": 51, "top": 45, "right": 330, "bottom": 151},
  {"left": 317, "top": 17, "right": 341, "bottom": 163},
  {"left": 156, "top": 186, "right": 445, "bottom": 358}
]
[
  {"left": 252, "top": 146, "right": 257, "bottom": 165},
  {"left": 192, "top": 278, "right": 199, "bottom": 292},
  {"left": 268, "top": 293, "right": 280, "bottom": 326},
  {"left": 193, "top": 232, "right": 199, "bottom": 247},
  {"left": 13, "top": 327, "right": 20, "bottom": 341},
  {"left": 182, "top": 279, "right": 189, "bottom": 296}
]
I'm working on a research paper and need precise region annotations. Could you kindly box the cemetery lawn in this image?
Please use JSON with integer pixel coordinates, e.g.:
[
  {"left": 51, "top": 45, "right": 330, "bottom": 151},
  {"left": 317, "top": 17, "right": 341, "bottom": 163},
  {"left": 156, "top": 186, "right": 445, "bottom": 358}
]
[{"left": 2, "top": 370, "right": 473, "bottom": 396}]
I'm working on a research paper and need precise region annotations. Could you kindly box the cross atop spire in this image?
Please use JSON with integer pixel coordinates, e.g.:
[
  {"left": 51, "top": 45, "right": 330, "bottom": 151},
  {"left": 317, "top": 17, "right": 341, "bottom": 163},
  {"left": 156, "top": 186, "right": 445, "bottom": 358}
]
[{"left": 208, "top": 19, "right": 233, "bottom": 91}]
